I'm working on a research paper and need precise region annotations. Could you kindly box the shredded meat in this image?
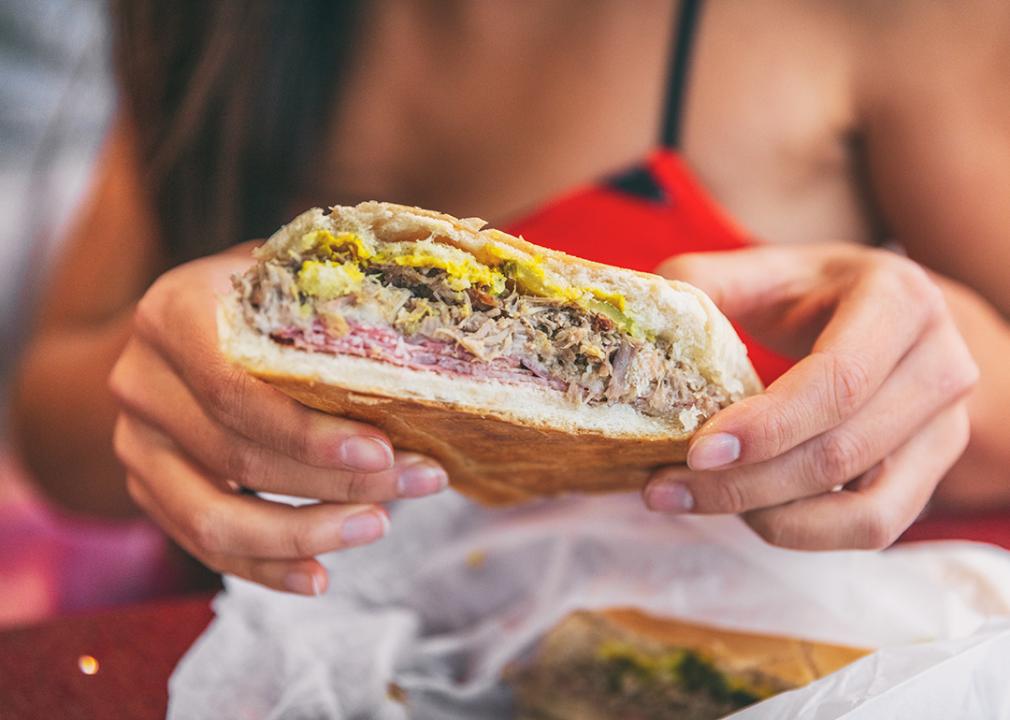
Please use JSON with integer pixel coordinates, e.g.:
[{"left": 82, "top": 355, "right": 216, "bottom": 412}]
[{"left": 236, "top": 254, "right": 732, "bottom": 420}]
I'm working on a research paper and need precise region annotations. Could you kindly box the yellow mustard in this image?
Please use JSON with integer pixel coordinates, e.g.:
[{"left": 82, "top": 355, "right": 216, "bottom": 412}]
[
  {"left": 380, "top": 251, "right": 507, "bottom": 293},
  {"left": 303, "top": 229, "right": 376, "bottom": 261},
  {"left": 295, "top": 230, "right": 639, "bottom": 335},
  {"left": 296, "top": 259, "right": 364, "bottom": 300}
]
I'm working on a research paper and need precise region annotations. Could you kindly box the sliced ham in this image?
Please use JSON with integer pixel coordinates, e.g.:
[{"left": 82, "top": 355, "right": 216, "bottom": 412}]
[{"left": 272, "top": 322, "right": 568, "bottom": 392}]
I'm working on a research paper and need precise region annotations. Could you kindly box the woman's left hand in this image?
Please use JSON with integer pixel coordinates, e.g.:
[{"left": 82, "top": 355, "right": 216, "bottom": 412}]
[{"left": 645, "top": 244, "right": 979, "bottom": 550}]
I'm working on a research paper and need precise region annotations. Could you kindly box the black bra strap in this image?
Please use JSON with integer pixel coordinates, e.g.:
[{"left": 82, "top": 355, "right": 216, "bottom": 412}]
[{"left": 661, "top": 0, "right": 704, "bottom": 148}]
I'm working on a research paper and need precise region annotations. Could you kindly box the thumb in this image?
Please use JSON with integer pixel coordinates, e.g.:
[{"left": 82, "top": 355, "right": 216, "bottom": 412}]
[{"left": 654, "top": 246, "right": 817, "bottom": 319}]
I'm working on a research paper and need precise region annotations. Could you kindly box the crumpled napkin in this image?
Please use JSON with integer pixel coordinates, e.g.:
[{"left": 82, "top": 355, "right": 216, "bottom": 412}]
[{"left": 169, "top": 492, "right": 1010, "bottom": 719}]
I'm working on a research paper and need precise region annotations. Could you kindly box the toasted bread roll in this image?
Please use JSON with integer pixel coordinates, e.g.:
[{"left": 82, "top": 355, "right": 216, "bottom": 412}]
[{"left": 220, "top": 202, "right": 761, "bottom": 504}]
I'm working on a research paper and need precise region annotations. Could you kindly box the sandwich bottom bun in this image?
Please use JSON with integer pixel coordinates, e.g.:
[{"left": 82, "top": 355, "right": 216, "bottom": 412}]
[{"left": 508, "top": 609, "right": 869, "bottom": 720}]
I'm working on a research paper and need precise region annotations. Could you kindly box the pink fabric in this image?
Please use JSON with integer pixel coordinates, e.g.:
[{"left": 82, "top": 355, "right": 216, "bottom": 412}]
[{"left": 0, "top": 449, "right": 178, "bottom": 628}]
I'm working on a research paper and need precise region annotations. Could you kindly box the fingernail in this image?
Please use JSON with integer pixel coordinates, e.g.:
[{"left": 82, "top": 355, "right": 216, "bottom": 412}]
[
  {"left": 396, "top": 462, "right": 449, "bottom": 498},
  {"left": 645, "top": 482, "right": 695, "bottom": 514},
  {"left": 339, "top": 436, "right": 394, "bottom": 472},
  {"left": 284, "top": 570, "right": 322, "bottom": 596},
  {"left": 688, "top": 433, "right": 740, "bottom": 470},
  {"left": 340, "top": 510, "right": 388, "bottom": 547}
]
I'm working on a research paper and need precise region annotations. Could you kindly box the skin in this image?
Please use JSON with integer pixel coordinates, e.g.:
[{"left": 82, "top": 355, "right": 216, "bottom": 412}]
[
  {"left": 11, "top": 0, "right": 1010, "bottom": 593},
  {"left": 647, "top": 246, "right": 977, "bottom": 549}
]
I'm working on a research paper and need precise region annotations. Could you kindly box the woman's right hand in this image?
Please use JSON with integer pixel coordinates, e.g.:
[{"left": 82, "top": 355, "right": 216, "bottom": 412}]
[{"left": 109, "top": 249, "right": 449, "bottom": 595}]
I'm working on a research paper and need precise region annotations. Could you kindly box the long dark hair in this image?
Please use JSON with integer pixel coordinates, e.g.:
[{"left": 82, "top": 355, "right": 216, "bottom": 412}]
[{"left": 112, "top": 1, "right": 360, "bottom": 263}]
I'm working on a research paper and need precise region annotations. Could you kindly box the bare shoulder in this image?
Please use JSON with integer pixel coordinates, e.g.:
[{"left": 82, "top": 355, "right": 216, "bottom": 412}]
[
  {"left": 685, "top": 0, "right": 869, "bottom": 245},
  {"left": 848, "top": 0, "right": 1010, "bottom": 110},
  {"left": 689, "top": 0, "right": 1008, "bottom": 304},
  {"left": 845, "top": 0, "right": 1010, "bottom": 312}
]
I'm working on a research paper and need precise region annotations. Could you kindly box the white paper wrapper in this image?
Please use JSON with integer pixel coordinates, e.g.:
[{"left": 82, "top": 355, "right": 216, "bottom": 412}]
[{"left": 169, "top": 492, "right": 1010, "bottom": 719}]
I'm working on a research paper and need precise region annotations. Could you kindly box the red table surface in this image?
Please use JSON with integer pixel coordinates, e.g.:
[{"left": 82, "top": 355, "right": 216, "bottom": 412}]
[
  {"left": 0, "top": 515, "right": 1007, "bottom": 720},
  {"left": 0, "top": 594, "right": 214, "bottom": 720}
]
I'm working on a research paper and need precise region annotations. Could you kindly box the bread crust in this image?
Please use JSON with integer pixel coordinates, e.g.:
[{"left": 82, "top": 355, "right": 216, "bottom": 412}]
[
  {"left": 222, "top": 202, "right": 763, "bottom": 505},
  {"left": 258, "top": 377, "right": 689, "bottom": 505},
  {"left": 511, "top": 609, "right": 869, "bottom": 719},
  {"left": 596, "top": 609, "right": 869, "bottom": 686}
]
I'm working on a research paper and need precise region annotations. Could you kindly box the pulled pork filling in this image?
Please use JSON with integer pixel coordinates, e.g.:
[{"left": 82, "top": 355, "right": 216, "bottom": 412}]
[{"left": 235, "top": 236, "right": 731, "bottom": 420}]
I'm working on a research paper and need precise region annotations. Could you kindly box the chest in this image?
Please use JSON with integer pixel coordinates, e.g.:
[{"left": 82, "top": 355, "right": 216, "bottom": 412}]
[{"left": 319, "top": 1, "right": 878, "bottom": 247}]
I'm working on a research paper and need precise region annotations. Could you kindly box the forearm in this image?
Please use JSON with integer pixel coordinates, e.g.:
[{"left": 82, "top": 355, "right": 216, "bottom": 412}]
[
  {"left": 930, "top": 275, "right": 1010, "bottom": 513},
  {"left": 10, "top": 309, "right": 137, "bottom": 517}
]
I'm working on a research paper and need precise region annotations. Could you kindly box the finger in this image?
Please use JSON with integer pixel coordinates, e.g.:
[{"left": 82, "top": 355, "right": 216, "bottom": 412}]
[
  {"left": 115, "top": 413, "right": 389, "bottom": 560},
  {"left": 112, "top": 319, "right": 391, "bottom": 472},
  {"left": 743, "top": 403, "right": 970, "bottom": 551},
  {"left": 687, "top": 258, "right": 947, "bottom": 470},
  {"left": 233, "top": 557, "right": 329, "bottom": 596},
  {"left": 112, "top": 338, "right": 447, "bottom": 501},
  {"left": 126, "top": 474, "right": 328, "bottom": 595},
  {"left": 645, "top": 319, "right": 977, "bottom": 513},
  {"left": 129, "top": 258, "right": 394, "bottom": 471},
  {"left": 233, "top": 449, "right": 445, "bottom": 502},
  {"left": 658, "top": 247, "right": 841, "bottom": 357},
  {"left": 655, "top": 245, "right": 835, "bottom": 319}
]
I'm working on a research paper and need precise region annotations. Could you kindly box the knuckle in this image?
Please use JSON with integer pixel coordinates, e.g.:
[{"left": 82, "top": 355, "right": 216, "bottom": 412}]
[
  {"left": 107, "top": 360, "right": 129, "bottom": 405},
  {"left": 813, "top": 431, "right": 863, "bottom": 486},
  {"left": 960, "top": 356, "right": 981, "bottom": 393},
  {"left": 746, "top": 515, "right": 778, "bottom": 545},
  {"left": 288, "top": 523, "right": 318, "bottom": 558},
  {"left": 825, "top": 351, "right": 872, "bottom": 419},
  {"left": 950, "top": 407, "right": 972, "bottom": 455},
  {"left": 112, "top": 416, "right": 131, "bottom": 463},
  {"left": 281, "top": 415, "right": 319, "bottom": 465},
  {"left": 132, "top": 288, "right": 164, "bottom": 340},
  {"left": 341, "top": 471, "right": 373, "bottom": 503},
  {"left": 933, "top": 332, "right": 979, "bottom": 401},
  {"left": 753, "top": 398, "right": 791, "bottom": 458},
  {"left": 950, "top": 352, "right": 980, "bottom": 398},
  {"left": 112, "top": 416, "right": 144, "bottom": 474},
  {"left": 937, "top": 361, "right": 979, "bottom": 402},
  {"left": 745, "top": 511, "right": 794, "bottom": 548},
  {"left": 202, "top": 376, "right": 231, "bottom": 420},
  {"left": 710, "top": 477, "right": 750, "bottom": 515},
  {"left": 198, "top": 552, "right": 228, "bottom": 574},
  {"left": 855, "top": 504, "right": 900, "bottom": 550},
  {"left": 204, "top": 367, "right": 248, "bottom": 427},
  {"left": 124, "top": 474, "right": 146, "bottom": 507},
  {"left": 918, "top": 279, "right": 946, "bottom": 319},
  {"left": 224, "top": 441, "right": 259, "bottom": 485},
  {"left": 875, "top": 256, "right": 945, "bottom": 318},
  {"left": 107, "top": 353, "right": 145, "bottom": 415},
  {"left": 189, "top": 506, "right": 228, "bottom": 556},
  {"left": 897, "top": 262, "right": 945, "bottom": 315}
]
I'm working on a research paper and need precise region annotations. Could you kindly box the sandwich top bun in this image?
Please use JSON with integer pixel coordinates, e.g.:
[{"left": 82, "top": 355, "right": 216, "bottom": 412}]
[{"left": 220, "top": 202, "right": 762, "bottom": 504}]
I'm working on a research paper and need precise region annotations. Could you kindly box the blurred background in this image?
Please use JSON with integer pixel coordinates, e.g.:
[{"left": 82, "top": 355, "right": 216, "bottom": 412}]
[{"left": 0, "top": 0, "right": 176, "bottom": 628}]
